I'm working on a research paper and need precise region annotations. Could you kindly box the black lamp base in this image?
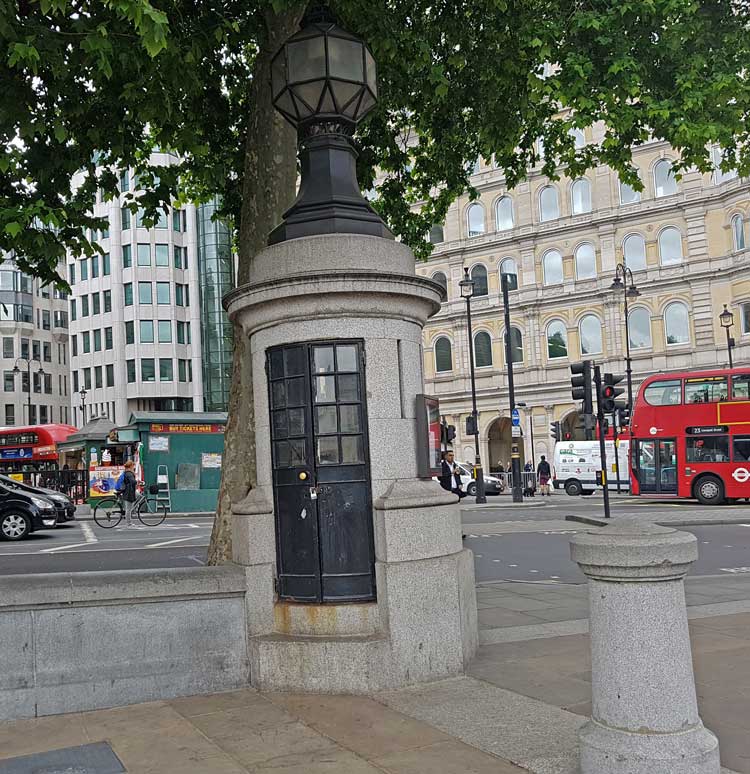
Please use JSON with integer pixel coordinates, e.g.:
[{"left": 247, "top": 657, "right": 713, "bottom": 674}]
[{"left": 268, "top": 131, "right": 392, "bottom": 245}]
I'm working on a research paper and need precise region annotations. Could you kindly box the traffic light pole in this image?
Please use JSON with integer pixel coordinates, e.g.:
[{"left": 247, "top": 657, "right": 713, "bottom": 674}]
[
  {"left": 594, "top": 365, "right": 611, "bottom": 519},
  {"left": 463, "top": 290, "right": 486, "bottom": 504},
  {"left": 501, "top": 273, "right": 523, "bottom": 503},
  {"left": 612, "top": 412, "right": 621, "bottom": 493}
]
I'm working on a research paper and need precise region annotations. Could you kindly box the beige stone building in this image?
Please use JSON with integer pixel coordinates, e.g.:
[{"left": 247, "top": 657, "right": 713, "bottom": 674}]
[{"left": 416, "top": 127, "right": 750, "bottom": 470}]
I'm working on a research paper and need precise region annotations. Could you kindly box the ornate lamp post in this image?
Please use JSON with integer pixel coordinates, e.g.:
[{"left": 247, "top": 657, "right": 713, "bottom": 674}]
[
  {"left": 719, "top": 304, "right": 735, "bottom": 368},
  {"left": 459, "top": 267, "right": 486, "bottom": 504},
  {"left": 12, "top": 357, "right": 44, "bottom": 424},
  {"left": 269, "top": 5, "right": 390, "bottom": 243},
  {"left": 610, "top": 263, "right": 641, "bottom": 408}
]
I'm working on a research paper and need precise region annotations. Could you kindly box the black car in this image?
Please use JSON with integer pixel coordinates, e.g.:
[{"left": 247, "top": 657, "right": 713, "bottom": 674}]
[
  {"left": 0, "top": 474, "right": 76, "bottom": 524},
  {"left": 0, "top": 484, "right": 59, "bottom": 540}
]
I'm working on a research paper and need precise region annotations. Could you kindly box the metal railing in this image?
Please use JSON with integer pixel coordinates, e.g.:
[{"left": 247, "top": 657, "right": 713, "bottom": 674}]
[{"left": 17, "top": 470, "right": 89, "bottom": 503}]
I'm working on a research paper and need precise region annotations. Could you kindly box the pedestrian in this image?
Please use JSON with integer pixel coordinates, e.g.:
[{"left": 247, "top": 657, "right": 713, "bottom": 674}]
[
  {"left": 439, "top": 450, "right": 467, "bottom": 499},
  {"left": 537, "top": 454, "right": 552, "bottom": 497},
  {"left": 118, "top": 460, "right": 138, "bottom": 528}
]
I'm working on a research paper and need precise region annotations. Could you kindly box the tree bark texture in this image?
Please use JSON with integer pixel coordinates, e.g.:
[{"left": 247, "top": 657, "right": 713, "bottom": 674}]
[{"left": 207, "top": 6, "right": 304, "bottom": 564}]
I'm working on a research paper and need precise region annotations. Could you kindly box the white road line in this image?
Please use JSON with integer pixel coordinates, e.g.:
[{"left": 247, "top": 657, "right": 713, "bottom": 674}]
[
  {"left": 146, "top": 536, "right": 204, "bottom": 549},
  {"left": 39, "top": 542, "right": 92, "bottom": 554},
  {"left": 81, "top": 522, "right": 98, "bottom": 544}
]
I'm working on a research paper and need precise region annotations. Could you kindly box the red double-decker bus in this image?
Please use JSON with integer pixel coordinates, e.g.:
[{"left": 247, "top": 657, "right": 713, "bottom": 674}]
[
  {"left": 630, "top": 368, "right": 750, "bottom": 504},
  {"left": 0, "top": 424, "right": 77, "bottom": 473}
]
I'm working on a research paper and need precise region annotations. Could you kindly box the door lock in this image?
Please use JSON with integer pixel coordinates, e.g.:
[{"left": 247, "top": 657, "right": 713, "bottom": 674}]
[{"left": 309, "top": 486, "right": 319, "bottom": 500}]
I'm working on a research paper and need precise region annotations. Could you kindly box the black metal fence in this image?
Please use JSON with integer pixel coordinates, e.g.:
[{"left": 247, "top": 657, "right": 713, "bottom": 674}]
[{"left": 16, "top": 470, "right": 89, "bottom": 503}]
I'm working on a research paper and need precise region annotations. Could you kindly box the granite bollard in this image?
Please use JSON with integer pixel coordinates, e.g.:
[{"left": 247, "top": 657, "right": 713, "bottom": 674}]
[{"left": 570, "top": 520, "right": 720, "bottom": 774}]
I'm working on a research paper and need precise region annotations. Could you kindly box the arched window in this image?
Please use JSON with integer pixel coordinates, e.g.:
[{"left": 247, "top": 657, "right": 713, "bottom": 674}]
[
  {"left": 543, "top": 249, "right": 563, "bottom": 285},
  {"left": 579, "top": 315, "right": 602, "bottom": 355},
  {"left": 470, "top": 264, "right": 488, "bottom": 296},
  {"left": 429, "top": 224, "right": 444, "bottom": 244},
  {"left": 654, "top": 159, "right": 677, "bottom": 197},
  {"left": 570, "top": 128, "right": 586, "bottom": 148},
  {"left": 628, "top": 307, "right": 652, "bottom": 350},
  {"left": 539, "top": 186, "right": 559, "bottom": 221},
  {"left": 619, "top": 176, "right": 641, "bottom": 204},
  {"left": 431, "top": 271, "right": 447, "bottom": 296},
  {"left": 732, "top": 214, "right": 746, "bottom": 251},
  {"left": 504, "top": 327, "right": 524, "bottom": 364},
  {"left": 547, "top": 320, "right": 568, "bottom": 359},
  {"left": 500, "top": 257, "right": 518, "bottom": 290},
  {"left": 659, "top": 227, "right": 683, "bottom": 265},
  {"left": 495, "top": 197, "right": 514, "bottom": 230},
  {"left": 664, "top": 302, "right": 690, "bottom": 345},
  {"left": 571, "top": 178, "right": 592, "bottom": 215},
  {"left": 474, "top": 331, "right": 492, "bottom": 367},
  {"left": 622, "top": 233, "right": 647, "bottom": 271},
  {"left": 467, "top": 204, "right": 485, "bottom": 237},
  {"left": 574, "top": 243, "right": 596, "bottom": 280},
  {"left": 434, "top": 337, "right": 453, "bottom": 372}
]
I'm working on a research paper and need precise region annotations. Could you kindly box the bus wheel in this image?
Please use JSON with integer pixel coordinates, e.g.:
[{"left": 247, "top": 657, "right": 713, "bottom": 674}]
[
  {"left": 564, "top": 480, "right": 583, "bottom": 496},
  {"left": 694, "top": 476, "right": 725, "bottom": 506}
]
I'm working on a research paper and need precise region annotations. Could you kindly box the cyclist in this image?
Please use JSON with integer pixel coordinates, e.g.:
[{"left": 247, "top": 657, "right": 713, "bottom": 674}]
[{"left": 120, "top": 460, "right": 137, "bottom": 528}]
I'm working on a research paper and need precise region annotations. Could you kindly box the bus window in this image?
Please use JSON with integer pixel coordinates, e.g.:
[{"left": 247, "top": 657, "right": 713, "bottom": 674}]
[
  {"left": 687, "top": 436, "right": 730, "bottom": 463},
  {"left": 732, "top": 436, "right": 750, "bottom": 462},
  {"left": 644, "top": 379, "right": 682, "bottom": 406},
  {"left": 732, "top": 374, "right": 750, "bottom": 399},
  {"left": 684, "top": 377, "right": 728, "bottom": 404}
]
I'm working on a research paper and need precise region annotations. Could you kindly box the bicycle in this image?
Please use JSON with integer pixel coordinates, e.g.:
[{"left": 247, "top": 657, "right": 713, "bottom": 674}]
[{"left": 93, "top": 483, "right": 168, "bottom": 528}]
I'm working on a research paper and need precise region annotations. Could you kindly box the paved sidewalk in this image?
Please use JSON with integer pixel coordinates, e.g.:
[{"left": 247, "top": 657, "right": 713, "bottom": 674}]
[{"left": 0, "top": 690, "right": 524, "bottom": 774}]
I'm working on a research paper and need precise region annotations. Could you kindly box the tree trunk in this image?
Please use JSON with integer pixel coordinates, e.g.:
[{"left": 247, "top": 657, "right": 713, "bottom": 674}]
[{"left": 207, "top": 5, "right": 304, "bottom": 564}]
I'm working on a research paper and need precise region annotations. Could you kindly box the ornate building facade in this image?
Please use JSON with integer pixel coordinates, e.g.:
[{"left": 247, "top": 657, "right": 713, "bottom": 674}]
[{"left": 416, "top": 127, "right": 750, "bottom": 470}]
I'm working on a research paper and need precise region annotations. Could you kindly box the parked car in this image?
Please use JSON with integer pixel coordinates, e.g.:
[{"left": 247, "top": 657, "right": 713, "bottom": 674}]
[
  {"left": 0, "top": 474, "right": 76, "bottom": 524},
  {"left": 0, "top": 484, "right": 59, "bottom": 540}
]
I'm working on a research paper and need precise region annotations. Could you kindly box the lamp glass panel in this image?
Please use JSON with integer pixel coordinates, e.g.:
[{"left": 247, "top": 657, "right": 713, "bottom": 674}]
[
  {"left": 365, "top": 48, "right": 377, "bottom": 95},
  {"left": 293, "top": 79, "right": 326, "bottom": 112},
  {"left": 331, "top": 80, "right": 362, "bottom": 112},
  {"left": 319, "top": 84, "right": 336, "bottom": 113},
  {"left": 357, "top": 89, "right": 376, "bottom": 116},
  {"left": 274, "top": 89, "right": 298, "bottom": 121},
  {"left": 287, "top": 37, "right": 326, "bottom": 82},
  {"left": 328, "top": 36, "right": 364, "bottom": 81}
]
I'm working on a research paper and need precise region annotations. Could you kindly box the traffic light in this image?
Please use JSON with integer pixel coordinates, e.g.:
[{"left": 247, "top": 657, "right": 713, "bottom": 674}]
[
  {"left": 550, "top": 420, "right": 561, "bottom": 443},
  {"left": 440, "top": 423, "right": 456, "bottom": 446},
  {"left": 465, "top": 415, "right": 478, "bottom": 436},
  {"left": 615, "top": 402, "right": 631, "bottom": 428},
  {"left": 570, "top": 360, "right": 593, "bottom": 416},
  {"left": 601, "top": 373, "right": 625, "bottom": 414}
]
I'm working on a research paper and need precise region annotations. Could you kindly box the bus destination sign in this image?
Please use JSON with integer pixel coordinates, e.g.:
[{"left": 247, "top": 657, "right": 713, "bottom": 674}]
[{"left": 686, "top": 425, "right": 728, "bottom": 435}]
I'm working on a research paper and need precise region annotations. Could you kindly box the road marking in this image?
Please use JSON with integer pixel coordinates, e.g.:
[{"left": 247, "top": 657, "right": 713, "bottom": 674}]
[
  {"left": 146, "top": 536, "right": 205, "bottom": 548},
  {"left": 509, "top": 564, "right": 518, "bottom": 567},
  {"left": 492, "top": 559, "right": 501, "bottom": 563},
  {"left": 39, "top": 542, "right": 92, "bottom": 554},
  {"left": 80, "top": 522, "right": 98, "bottom": 544},
  {"left": 720, "top": 567, "right": 750, "bottom": 573},
  {"left": 529, "top": 569, "right": 540, "bottom": 573}
]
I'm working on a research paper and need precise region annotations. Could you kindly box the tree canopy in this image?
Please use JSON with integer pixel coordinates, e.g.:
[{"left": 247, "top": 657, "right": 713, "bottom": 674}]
[{"left": 3, "top": 0, "right": 750, "bottom": 283}]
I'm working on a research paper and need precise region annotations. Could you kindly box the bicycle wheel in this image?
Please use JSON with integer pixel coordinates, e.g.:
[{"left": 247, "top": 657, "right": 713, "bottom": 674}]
[
  {"left": 137, "top": 497, "right": 168, "bottom": 526},
  {"left": 93, "top": 497, "right": 123, "bottom": 528}
]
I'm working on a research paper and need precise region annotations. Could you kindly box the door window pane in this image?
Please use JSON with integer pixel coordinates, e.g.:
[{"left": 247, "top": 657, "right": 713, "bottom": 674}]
[
  {"left": 314, "top": 375, "right": 336, "bottom": 402},
  {"left": 315, "top": 405, "right": 337, "bottom": 434},
  {"left": 337, "top": 374, "right": 359, "bottom": 402},
  {"left": 313, "top": 346, "right": 335, "bottom": 374},
  {"left": 286, "top": 377, "right": 305, "bottom": 405},
  {"left": 339, "top": 405, "right": 360, "bottom": 433},
  {"left": 272, "top": 382, "right": 286, "bottom": 408},
  {"left": 336, "top": 345, "right": 358, "bottom": 372},
  {"left": 341, "top": 435, "right": 364, "bottom": 463},
  {"left": 283, "top": 346, "right": 305, "bottom": 376},
  {"left": 317, "top": 436, "right": 339, "bottom": 464},
  {"left": 287, "top": 407, "right": 305, "bottom": 435}
]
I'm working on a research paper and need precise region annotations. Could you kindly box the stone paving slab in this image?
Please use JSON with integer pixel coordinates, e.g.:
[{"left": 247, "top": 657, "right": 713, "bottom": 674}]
[{"left": 0, "top": 742, "right": 125, "bottom": 774}]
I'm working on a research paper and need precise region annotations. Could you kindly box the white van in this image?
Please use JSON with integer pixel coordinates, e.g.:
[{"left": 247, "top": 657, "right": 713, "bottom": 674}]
[{"left": 553, "top": 439, "right": 630, "bottom": 496}]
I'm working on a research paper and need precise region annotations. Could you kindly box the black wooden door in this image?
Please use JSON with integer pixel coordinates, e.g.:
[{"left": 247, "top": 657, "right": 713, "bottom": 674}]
[{"left": 268, "top": 340, "right": 375, "bottom": 603}]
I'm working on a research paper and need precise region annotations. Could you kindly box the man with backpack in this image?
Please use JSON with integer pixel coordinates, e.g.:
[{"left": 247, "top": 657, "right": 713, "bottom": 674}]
[{"left": 115, "top": 460, "right": 137, "bottom": 527}]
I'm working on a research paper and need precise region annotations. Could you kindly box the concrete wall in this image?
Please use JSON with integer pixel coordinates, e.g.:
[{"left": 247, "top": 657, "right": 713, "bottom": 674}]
[{"left": 0, "top": 566, "right": 249, "bottom": 721}]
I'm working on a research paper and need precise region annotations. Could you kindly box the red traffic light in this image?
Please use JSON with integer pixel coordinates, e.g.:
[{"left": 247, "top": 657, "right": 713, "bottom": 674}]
[{"left": 602, "top": 385, "right": 616, "bottom": 399}]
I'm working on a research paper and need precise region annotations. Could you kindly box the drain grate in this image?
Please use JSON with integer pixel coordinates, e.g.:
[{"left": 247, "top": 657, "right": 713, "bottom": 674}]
[{"left": 0, "top": 742, "right": 125, "bottom": 774}]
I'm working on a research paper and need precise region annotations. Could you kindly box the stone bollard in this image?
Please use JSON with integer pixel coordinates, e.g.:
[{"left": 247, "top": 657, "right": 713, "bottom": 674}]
[{"left": 570, "top": 521, "right": 720, "bottom": 774}]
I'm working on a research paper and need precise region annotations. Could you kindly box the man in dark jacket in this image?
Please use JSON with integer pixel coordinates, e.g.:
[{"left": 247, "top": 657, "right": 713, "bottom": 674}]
[
  {"left": 537, "top": 455, "right": 552, "bottom": 497},
  {"left": 439, "top": 450, "right": 466, "bottom": 498}
]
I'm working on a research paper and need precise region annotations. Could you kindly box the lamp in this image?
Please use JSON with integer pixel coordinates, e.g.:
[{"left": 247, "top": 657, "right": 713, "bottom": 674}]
[
  {"left": 720, "top": 304, "right": 734, "bottom": 329},
  {"left": 269, "top": 5, "right": 391, "bottom": 243},
  {"left": 459, "top": 267, "right": 475, "bottom": 299}
]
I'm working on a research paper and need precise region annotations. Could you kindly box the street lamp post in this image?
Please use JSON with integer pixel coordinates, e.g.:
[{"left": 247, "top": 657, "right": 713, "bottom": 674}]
[
  {"left": 719, "top": 304, "right": 735, "bottom": 369},
  {"left": 79, "top": 388, "right": 88, "bottom": 425},
  {"left": 12, "top": 357, "right": 44, "bottom": 424},
  {"left": 501, "top": 271, "right": 523, "bottom": 503},
  {"left": 610, "top": 263, "right": 641, "bottom": 409},
  {"left": 459, "top": 267, "right": 486, "bottom": 504}
]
